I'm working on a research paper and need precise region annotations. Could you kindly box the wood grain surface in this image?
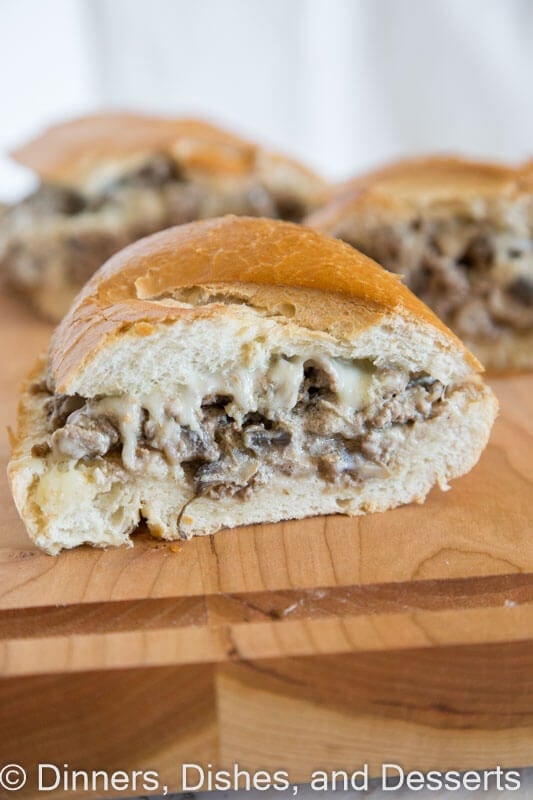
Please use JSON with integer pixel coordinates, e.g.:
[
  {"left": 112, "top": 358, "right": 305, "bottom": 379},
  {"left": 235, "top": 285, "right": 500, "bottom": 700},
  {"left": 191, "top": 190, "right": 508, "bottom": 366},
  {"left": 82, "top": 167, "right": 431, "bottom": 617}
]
[{"left": 0, "top": 287, "right": 532, "bottom": 797}]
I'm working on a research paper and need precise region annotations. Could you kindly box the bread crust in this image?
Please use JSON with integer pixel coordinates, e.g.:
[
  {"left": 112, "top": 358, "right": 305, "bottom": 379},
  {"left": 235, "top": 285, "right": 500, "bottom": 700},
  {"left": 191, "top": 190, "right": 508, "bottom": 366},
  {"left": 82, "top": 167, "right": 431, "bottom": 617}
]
[
  {"left": 328, "top": 155, "right": 532, "bottom": 210},
  {"left": 11, "top": 112, "right": 324, "bottom": 191},
  {"left": 307, "top": 157, "right": 533, "bottom": 373},
  {"left": 48, "top": 216, "right": 480, "bottom": 392},
  {"left": 310, "top": 155, "right": 533, "bottom": 233}
]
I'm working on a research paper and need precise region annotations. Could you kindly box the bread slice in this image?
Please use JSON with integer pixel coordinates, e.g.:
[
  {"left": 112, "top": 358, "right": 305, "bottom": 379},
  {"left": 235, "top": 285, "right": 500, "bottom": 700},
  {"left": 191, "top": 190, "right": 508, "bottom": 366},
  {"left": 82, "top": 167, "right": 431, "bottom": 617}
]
[
  {"left": 8, "top": 216, "right": 497, "bottom": 554},
  {"left": 308, "top": 156, "right": 533, "bottom": 371},
  {"left": 0, "top": 113, "right": 325, "bottom": 321}
]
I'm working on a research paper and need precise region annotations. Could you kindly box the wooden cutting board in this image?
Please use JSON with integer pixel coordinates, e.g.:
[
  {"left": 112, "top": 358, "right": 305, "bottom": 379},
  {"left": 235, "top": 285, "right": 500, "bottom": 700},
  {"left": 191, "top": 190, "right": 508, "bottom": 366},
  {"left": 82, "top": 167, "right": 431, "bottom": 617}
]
[{"left": 0, "top": 288, "right": 532, "bottom": 798}]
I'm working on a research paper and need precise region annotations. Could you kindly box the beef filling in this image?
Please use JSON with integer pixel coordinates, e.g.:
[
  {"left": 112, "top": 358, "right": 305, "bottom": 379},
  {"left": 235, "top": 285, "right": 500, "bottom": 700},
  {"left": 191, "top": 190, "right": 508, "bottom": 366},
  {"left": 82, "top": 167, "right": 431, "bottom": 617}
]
[
  {"left": 103, "top": 154, "right": 185, "bottom": 192},
  {"left": 1, "top": 156, "right": 310, "bottom": 302},
  {"left": 344, "top": 218, "right": 533, "bottom": 339},
  {"left": 63, "top": 231, "right": 130, "bottom": 286},
  {"left": 19, "top": 184, "right": 88, "bottom": 217},
  {"left": 41, "top": 362, "right": 449, "bottom": 500}
]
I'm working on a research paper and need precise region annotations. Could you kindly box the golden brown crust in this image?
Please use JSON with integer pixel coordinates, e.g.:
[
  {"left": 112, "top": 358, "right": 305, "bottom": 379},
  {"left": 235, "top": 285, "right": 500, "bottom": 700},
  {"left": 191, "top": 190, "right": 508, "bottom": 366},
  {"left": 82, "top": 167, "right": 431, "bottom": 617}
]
[
  {"left": 12, "top": 112, "right": 323, "bottom": 188},
  {"left": 519, "top": 159, "right": 533, "bottom": 187},
  {"left": 334, "top": 154, "right": 526, "bottom": 200},
  {"left": 308, "top": 154, "right": 533, "bottom": 232},
  {"left": 9, "top": 357, "right": 47, "bottom": 464},
  {"left": 49, "top": 216, "right": 480, "bottom": 391}
]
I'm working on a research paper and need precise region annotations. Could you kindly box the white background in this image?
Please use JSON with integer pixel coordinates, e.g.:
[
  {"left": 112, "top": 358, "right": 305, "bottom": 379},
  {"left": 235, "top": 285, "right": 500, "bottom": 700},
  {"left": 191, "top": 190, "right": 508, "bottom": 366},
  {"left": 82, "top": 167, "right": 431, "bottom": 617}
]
[{"left": 1, "top": 0, "right": 533, "bottom": 200}]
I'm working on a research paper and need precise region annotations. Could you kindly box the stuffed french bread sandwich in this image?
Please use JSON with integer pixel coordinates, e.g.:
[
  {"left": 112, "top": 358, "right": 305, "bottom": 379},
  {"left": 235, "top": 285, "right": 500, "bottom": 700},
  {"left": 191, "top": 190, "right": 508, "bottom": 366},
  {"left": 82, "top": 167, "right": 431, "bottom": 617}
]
[
  {"left": 0, "top": 113, "right": 324, "bottom": 321},
  {"left": 8, "top": 216, "right": 497, "bottom": 554},
  {"left": 308, "top": 156, "right": 533, "bottom": 371}
]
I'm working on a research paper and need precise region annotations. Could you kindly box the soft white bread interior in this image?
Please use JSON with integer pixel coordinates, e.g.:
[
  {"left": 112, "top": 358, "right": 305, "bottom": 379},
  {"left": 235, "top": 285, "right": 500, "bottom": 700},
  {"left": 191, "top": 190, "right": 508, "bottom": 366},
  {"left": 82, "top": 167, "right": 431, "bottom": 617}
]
[{"left": 8, "top": 217, "right": 497, "bottom": 554}]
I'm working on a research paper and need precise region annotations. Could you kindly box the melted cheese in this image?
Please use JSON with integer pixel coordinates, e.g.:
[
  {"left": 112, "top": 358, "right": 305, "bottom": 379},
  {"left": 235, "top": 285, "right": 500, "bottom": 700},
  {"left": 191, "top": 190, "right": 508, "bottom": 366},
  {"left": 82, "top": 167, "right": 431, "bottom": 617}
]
[
  {"left": 73, "top": 353, "right": 376, "bottom": 467},
  {"left": 149, "top": 354, "right": 374, "bottom": 425},
  {"left": 85, "top": 396, "right": 142, "bottom": 470},
  {"left": 264, "top": 356, "right": 305, "bottom": 413},
  {"left": 329, "top": 358, "right": 373, "bottom": 416},
  {"left": 142, "top": 355, "right": 311, "bottom": 427}
]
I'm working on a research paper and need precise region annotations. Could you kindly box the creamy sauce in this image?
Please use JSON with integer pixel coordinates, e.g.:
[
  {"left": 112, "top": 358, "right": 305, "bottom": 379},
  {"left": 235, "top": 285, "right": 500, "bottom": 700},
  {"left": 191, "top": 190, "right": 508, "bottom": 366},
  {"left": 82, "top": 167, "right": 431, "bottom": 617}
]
[{"left": 67, "top": 353, "right": 376, "bottom": 470}]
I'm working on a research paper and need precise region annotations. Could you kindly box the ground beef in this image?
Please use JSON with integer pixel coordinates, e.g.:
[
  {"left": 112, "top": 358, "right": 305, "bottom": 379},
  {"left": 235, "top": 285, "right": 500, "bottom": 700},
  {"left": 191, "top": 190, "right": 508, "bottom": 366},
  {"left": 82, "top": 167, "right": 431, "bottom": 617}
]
[
  {"left": 104, "top": 154, "right": 184, "bottom": 192},
  {"left": 506, "top": 277, "right": 533, "bottom": 307},
  {"left": 51, "top": 411, "right": 119, "bottom": 460},
  {"left": 457, "top": 235, "right": 494, "bottom": 272},
  {"left": 346, "top": 218, "right": 533, "bottom": 338},
  {"left": 274, "top": 195, "right": 306, "bottom": 222},
  {"left": 410, "top": 250, "right": 471, "bottom": 318},
  {"left": 20, "top": 184, "right": 87, "bottom": 217},
  {"left": 143, "top": 411, "right": 220, "bottom": 464},
  {"left": 63, "top": 231, "right": 129, "bottom": 286},
  {"left": 44, "top": 365, "right": 447, "bottom": 497},
  {"left": 298, "top": 361, "right": 336, "bottom": 402},
  {"left": 160, "top": 183, "right": 205, "bottom": 226},
  {"left": 46, "top": 394, "right": 85, "bottom": 429},
  {"left": 242, "top": 424, "right": 291, "bottom": 453},
  {"left": 193, "top": 452, "right": 262, "bottom": 499},
  {"left": 371, "top": 379, "right": 444, "bottom": 428}
]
